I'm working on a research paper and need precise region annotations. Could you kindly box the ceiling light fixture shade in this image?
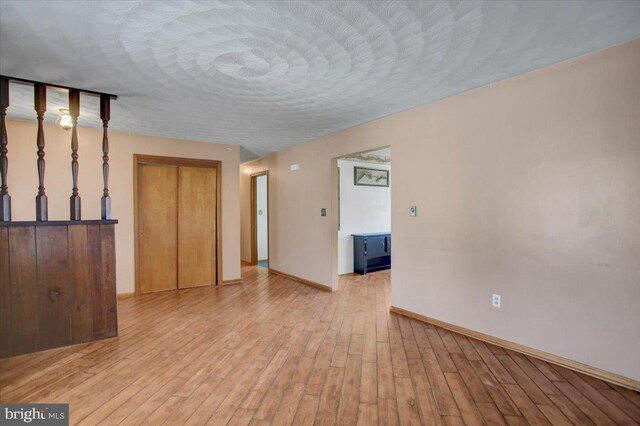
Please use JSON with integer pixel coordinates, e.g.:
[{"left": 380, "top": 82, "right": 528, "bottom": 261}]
[{"left": 55, "top": 108, "right": 73, "bottom": 131}]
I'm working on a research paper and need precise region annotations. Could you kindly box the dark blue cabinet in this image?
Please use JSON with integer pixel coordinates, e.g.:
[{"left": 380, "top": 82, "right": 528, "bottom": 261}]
[{"left": 353, "top": 232, "right": 391, "bottom": 275}]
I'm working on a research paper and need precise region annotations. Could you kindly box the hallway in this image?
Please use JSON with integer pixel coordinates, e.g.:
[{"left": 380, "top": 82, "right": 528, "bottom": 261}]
[{"left": 0, "top": 265, "right": 638, "bottom": 425}]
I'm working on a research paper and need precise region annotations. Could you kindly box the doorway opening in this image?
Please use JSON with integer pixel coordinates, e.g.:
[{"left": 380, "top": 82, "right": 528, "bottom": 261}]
[
  {"left": 251, "top": 171, "right": 269, "bottom": 268},
  {"left": 134, "top": 155, "right": 222, "bottom": 294},
  {"left": 336, "top": 147, "right": 391, "bottom": 278}
]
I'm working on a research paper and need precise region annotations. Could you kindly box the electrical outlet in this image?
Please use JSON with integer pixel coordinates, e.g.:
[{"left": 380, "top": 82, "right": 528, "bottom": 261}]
[{"left": 492, "top": 294, "right": 501, "bottom": 308}]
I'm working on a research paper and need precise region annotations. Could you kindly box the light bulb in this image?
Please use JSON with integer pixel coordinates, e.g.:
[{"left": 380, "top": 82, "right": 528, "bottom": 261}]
[{"left": 55, "top": 109, "right": 73, "bottom": 131}]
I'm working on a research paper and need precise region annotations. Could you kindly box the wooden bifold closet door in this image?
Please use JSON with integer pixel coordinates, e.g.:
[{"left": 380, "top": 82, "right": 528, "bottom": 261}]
[
  {"left": 137, "top": 162, "right": 217, "bottom": 294},
  {"left": 138, "top": 164, "right": 178, "bottom": 294},
  {"left": 178, "top": 166, "right": 216, "bottom": 289}
]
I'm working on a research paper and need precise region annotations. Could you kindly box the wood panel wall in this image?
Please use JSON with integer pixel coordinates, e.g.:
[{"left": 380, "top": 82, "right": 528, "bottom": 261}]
[{"left": 0, "top": 222, "right": 118, "bottom": 358}]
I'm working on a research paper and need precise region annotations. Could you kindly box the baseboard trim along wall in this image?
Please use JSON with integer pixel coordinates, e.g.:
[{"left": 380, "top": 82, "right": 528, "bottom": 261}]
[
  {"left": 221, "top": 279, "right": 243, "bottom": 286},
  {"left": 269, "top": 268, "right": 333, "bottom": 292},
  {"left": 241, "top": 260, "right": 252, "bottom": 266},
  {"left": 117, "top": 292, "right": 135, "bottom": 301},
  {"left": 390, "top": 306, "right": 640, "bottom": 391}
]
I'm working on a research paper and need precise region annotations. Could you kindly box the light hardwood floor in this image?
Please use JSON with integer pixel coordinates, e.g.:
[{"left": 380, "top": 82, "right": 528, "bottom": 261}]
[{"left": 1, "top": 265, "right": 639, "bottom": 425}]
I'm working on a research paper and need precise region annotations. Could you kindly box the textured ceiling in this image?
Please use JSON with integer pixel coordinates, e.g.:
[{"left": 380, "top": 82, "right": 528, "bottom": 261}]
[{"left": 1, "top": 1, "right": 639, "bottom": 162}]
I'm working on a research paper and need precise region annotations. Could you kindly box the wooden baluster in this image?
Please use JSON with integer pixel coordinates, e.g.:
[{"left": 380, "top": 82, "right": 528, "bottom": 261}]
[
  {"left": 69, "top": 89, "right": 81, "bottom": 220},
  {"left": 34, "top": 83, "right": 48, "bottom": 221},
  {"left": 0, "top": 77, "right": 10, "bottom": 222},
  {"left": 100, "top": 95, "right": 111, "bottom": 220}
]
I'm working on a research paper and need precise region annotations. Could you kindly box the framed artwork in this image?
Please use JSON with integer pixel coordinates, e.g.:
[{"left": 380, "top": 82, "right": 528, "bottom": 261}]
[{"left": 354, "top": 166, "right": 389, "bottom": 187}]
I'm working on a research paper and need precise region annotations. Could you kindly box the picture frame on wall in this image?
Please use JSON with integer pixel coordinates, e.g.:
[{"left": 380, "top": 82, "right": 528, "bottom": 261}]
[{"left": 354, "top": 166, "right": 389, "bottom": 187}]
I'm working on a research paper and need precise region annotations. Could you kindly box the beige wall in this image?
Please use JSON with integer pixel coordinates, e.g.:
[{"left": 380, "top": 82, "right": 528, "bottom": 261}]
[
  {"left": 7, "top": 120, "right": 241, "bottom": 293},
  {"left": 240, "top": 40, "right": 640, "bottom": 381}
]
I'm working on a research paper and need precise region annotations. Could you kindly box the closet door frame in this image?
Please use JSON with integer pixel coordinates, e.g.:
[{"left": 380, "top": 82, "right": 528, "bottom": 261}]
[
  {"left": 250, "top": 171, "right": 269, "bottom": 266},
  {"left": 133, "top": 154, "right": 222, "bottom": 295}
]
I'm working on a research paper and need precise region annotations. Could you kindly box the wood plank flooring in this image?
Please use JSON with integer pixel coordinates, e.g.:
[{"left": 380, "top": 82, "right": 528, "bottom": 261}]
[{"left": 1, "top": 265, "right": 639, "bottom": 425}]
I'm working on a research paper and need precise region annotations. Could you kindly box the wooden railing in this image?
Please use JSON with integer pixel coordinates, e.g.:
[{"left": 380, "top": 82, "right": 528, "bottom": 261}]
[
  {"left": 0, "top": 78, "right": 10, "bottom": 221},
  {"left": 0, "top": 75, "right": 118, "bottom": 222},
  {"left": 0, "top": 76, "right": 120, "bottom": 358}
]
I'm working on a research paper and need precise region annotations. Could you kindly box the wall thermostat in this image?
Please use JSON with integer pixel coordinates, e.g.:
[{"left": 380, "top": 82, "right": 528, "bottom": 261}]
[
  {"left": 321, "top": 208, "right": 327, "bottom": 216},
  {"left": 409, "top": 206, "right": 417, "bottom": 217}
]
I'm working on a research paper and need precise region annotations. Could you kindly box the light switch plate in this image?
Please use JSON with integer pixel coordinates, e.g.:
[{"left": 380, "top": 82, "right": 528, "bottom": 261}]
[
  {"left": 290, "top": 164, "right": 300, "bottom": 171},
  {"left": 409, "top": 206, "right": 417, "bottom": 217}
]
